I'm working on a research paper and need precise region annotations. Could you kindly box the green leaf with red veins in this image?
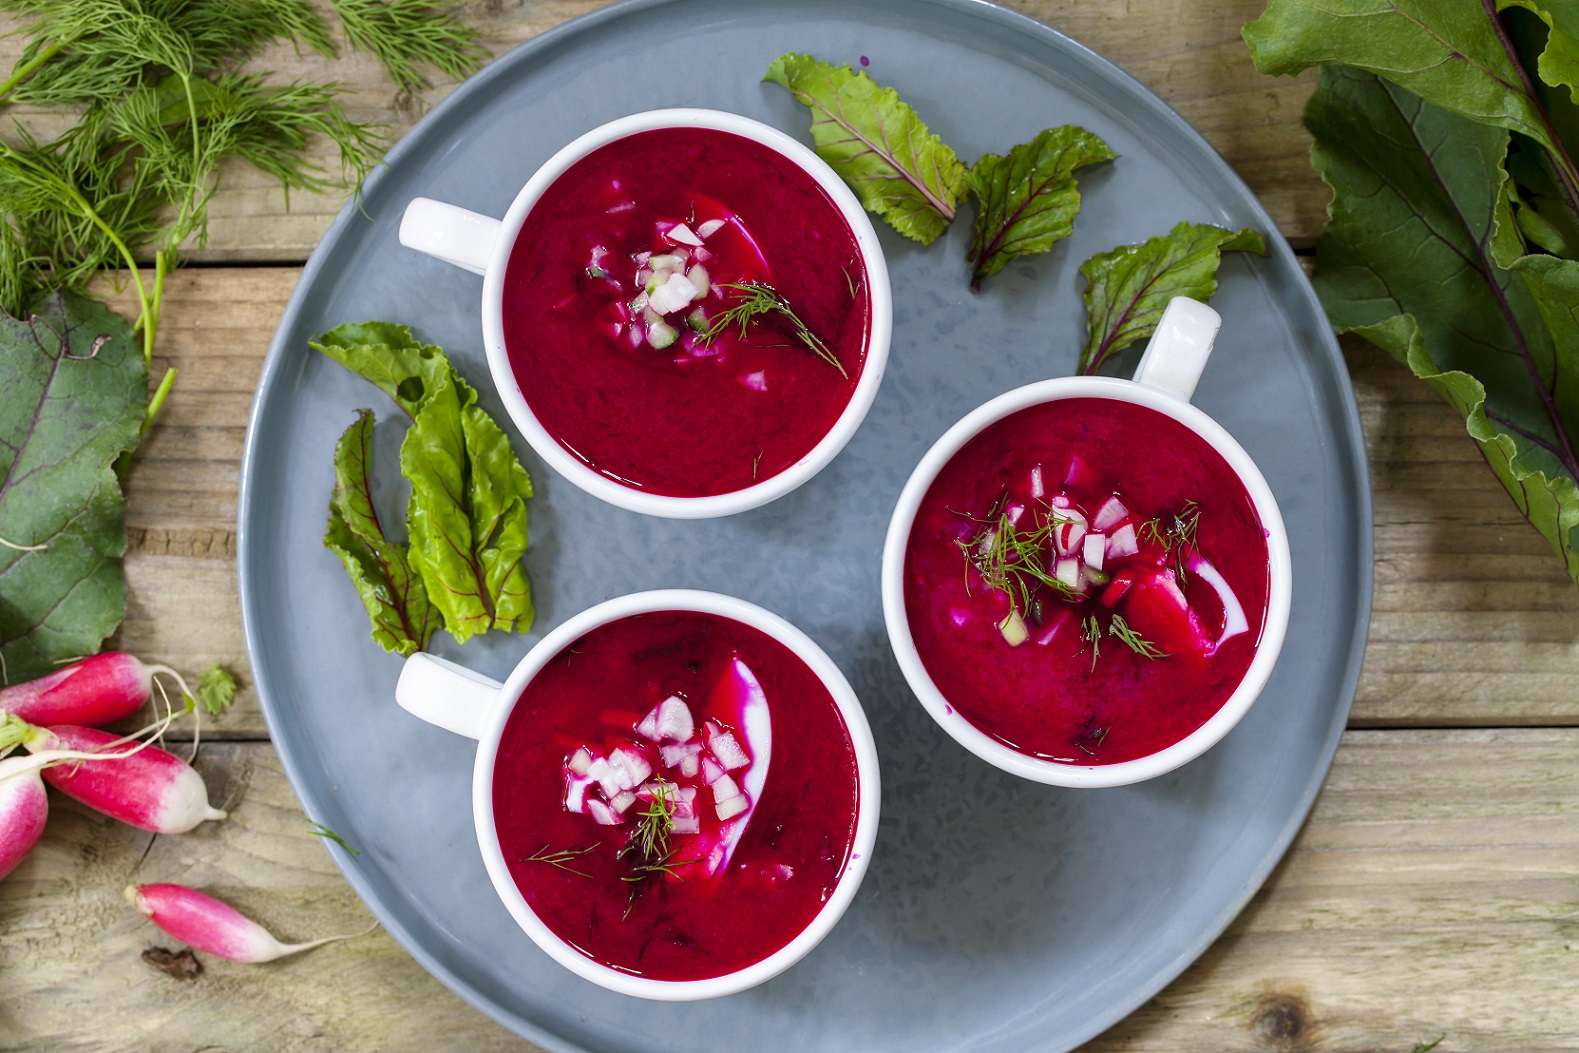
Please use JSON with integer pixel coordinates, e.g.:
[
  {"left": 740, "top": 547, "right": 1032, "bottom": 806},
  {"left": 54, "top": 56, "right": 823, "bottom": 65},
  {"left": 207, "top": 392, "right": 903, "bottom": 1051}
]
[
  {"left": 323, "top": 410, "right": 440, "bottom": 657},
  {"left": 965, "top": 126, "right": 1115, "bottom": 289},
  {"left": 1307, "top": 63, "right": 1579, "bottom": 583},
  {"left": 764, "top": 53, "right": 967, "bottom": 245},
  {"left": 1077, "top": 221, "right": 1265, "bottom": 375},
  {"left": 310, "top": 321, "right": 451, "bottom": 419},
  {"left": 400, "top": 370, "right": 534, "bottom": 644},
  {"left": 0, "top": 293, "right": 145, "bottom": 683}
]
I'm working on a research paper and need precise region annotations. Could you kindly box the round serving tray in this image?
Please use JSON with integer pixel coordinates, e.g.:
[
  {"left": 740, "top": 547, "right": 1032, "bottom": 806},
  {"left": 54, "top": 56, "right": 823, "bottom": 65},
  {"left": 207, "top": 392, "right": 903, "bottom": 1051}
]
[{"left": 238, "top": 1, "right": 1372, "bottom": 1049}]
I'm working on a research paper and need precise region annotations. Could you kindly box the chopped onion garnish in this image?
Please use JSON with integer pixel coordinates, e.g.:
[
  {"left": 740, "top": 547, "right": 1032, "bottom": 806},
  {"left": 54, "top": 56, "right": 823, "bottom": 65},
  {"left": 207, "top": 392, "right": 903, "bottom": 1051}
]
[
  {"left": 1083, "top": 532, "right": 1106, "bottom": 571},
  {"left": 655, "top": 696, "right": 695, "bottom": 741},
  {"left": 707, "top": 725, "right": 750, "bottom": 770},
  {"left": 659, "top": 741, "right": 700, "bottom": 769},
  {"left": 566, "top": 747, "right": 593, "bottom": 775},
  {"left": 1030, "top": 464, "right": 1045, "bottom": 500},
  {"left": 1186, "top": 554, "right": 1249, "bottom": 647},
  {"left": 587, "top": 756, "right": 621, "bottom": 799},
  {"left": 1106, "top": 523, "right": 1139, "bottom": 559},
  {"left": 711, "top": 773, "right": 741, "bottom": 802},
  {"left": 587, "top": 799, "right": 623, "bottom": 826},
  {"left": 998, "top": 609, "right": 1029, "bottom": 646},
  {"left": 1056, "top": 557, "right": 1080, "bottom": 589},
  {"left": 738, "top": 371, "right": 768, "bottom": 392},
  {"left": 696, "top": 218, "right": 727, "bottom": 239},
  {"left": 647, "top": 272, "right": 700, "bottom": 315},
  {"left": 635, "top": 706, "right": 661, "bottom": 741},
  {"left": 665, "top": 222, "right": 704, "bottom": 246},
  {"left": 610, "top": 789, "right": 637, "bottom": 814},
  {"left": 715, "top": 795, "right": 749, "bottom": 822},
  {"left": 1092, "top": 496, "right": 1129, "bottom": 532}
]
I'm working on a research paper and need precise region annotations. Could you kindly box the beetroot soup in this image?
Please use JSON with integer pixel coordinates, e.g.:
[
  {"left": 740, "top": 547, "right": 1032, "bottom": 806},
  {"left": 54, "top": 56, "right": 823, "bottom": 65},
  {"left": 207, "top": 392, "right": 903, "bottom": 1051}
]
[
  {"left": 492, "top": 610, "right": 860, "bottom": 981},
  {"left": 903, "top": 398, "right": 1271, "bottom": 764},
  {"left": 502, "top": 127, "right": 871, "bottom": 497}
]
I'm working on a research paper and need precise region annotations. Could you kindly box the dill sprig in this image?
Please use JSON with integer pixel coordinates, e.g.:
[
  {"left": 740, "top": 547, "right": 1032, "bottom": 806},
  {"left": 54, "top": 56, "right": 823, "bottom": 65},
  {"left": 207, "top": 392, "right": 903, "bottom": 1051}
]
[
  {"left": 0, "top": 0, "right": 487, "bottom": 426},
  {"left": 305, "top": 818, "right": 362, "bottom": 857},
  {"left": 615, "top": 781, "right": 700, "bottom": 919},
  {"left": 701, "top": 281, "right": 849, "bottom": 378},
  {"left": 521, "top": 842, "right": 599, "bottom": 878},
  {"left": 1107, "top": 614, "right": 1168, "bottom": 659},
  {"left": 1140, "top": 499, "right": 1201, "bottom": 584},
  {"left": 1081, "top": 614, "right": 1102, "bottom": 671},
  {"left": 956, "top": 505, "right": 1076, "bottom": 617}
]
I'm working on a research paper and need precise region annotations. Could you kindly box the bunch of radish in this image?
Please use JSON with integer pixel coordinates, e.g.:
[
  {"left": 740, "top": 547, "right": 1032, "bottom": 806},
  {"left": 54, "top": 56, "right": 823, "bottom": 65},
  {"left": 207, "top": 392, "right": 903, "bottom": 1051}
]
[
  {"left": 1, "top": 651, "right": 369, "bottom": 964},
  {"left": 0, "top": 652, "right": 228, "bottom": 878}
]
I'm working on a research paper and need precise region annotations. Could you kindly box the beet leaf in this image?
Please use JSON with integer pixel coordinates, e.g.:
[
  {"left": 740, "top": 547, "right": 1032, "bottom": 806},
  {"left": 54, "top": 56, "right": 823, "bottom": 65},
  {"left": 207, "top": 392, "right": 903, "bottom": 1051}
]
[
  {"left": 0, "top": 293, "right": 145, "bottom": 683},
  {"left": 965, "top": 126, "right": 1114, "bottom": 289},
  {"left": 764, "top": 53, "right": 967, "bottom": 245},
  {"left": 1077, "top": 221, "right": 1265, "bottom": 376}
]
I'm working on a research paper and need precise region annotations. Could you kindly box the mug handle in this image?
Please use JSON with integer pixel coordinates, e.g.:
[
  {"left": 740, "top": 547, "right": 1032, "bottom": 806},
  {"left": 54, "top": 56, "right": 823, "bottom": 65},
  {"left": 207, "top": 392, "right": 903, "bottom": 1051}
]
[
  {"left": 399, "top": 197, "right": 503, "bottom": 276},
  {"left": 394, "top": 652, "right": 503, "bottom": 740},
  {"left": 1131, "top": 297, "right": 1222, "bottom": 402}
]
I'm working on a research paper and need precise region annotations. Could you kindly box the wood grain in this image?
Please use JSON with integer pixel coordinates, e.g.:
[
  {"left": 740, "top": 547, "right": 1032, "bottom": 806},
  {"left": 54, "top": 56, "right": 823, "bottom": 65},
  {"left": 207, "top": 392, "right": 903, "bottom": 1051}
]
[
  {"left": 0, "top": 0, "right": 1327, "bottom": 259},
  {"left": 96, "top": 269, "right": 1579, "bottom": 738},
  {"left": 3, "top": 731, "right": 1574, "bottom": 1052}
]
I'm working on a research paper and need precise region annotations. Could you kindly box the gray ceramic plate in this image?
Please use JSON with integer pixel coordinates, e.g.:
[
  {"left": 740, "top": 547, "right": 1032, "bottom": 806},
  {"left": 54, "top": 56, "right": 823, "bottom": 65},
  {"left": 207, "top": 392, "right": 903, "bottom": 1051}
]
[{"left": 238, "top": 1, "right": 1372, "bottom": 1049}]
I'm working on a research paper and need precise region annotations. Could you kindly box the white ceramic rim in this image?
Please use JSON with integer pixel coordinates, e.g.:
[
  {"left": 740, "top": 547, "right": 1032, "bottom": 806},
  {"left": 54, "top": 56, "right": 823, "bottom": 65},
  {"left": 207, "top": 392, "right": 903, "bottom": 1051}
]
[
  {"left": 469, "top": 589, "right": 882, "bottom": 1000},
  {"left": 881, "top": 377, "right": 1294, "bottom": 788},
  {"left": 479, "top": 108, "right": 893, "bottom": 519}
]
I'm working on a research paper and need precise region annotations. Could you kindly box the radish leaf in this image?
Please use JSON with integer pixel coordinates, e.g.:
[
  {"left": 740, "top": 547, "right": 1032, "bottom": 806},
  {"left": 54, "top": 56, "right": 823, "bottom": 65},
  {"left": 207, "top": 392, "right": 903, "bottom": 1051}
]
[
  {"left": 1077, "top": 221, "right": 1265, "bottom": 375},
  {"left": 965, "top": 126, "right": 1114, "bottom": 288},
  {"left": 0, "top": 293, "right": 145, "bottom": 683},
  {"left": 195, "top": 663, "right": 238, "bottom": 716},
  {"left": 1305, "top": 64, "right": 1579, "bottom": 582},
  {"left": 765, "top": 53, "right": 967, "bottom": 245}
]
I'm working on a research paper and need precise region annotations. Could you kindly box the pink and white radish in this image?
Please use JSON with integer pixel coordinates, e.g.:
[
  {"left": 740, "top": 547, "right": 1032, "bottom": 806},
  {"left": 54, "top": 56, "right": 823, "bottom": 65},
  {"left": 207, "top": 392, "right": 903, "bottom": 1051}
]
[
  {"left": 24, "top": 724, "right": 226, "bottom": 834},
  {"left": 0, "top": 652, "right": 190, "bottom": 729},
  {"left": 0, "top": 754, "right": 50, "bottom": 880},
  {"left": 126, "top": 883, "right": 371, "bottom": 963},
  {"left": 0, "top": 727, "right": 185, "bottom": 880}
]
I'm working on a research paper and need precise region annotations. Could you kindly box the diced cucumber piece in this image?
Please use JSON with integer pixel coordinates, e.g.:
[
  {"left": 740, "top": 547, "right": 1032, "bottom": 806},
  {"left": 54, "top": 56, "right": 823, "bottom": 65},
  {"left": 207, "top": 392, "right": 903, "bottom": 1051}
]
[{"left": 647, "top": 318, "right": 679, "bottom": 349}]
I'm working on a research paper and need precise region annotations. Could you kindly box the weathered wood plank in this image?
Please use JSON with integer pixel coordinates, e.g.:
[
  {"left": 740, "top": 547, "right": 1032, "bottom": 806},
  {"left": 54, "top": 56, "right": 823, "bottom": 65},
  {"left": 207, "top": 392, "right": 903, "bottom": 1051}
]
[
  {"left": 95, "top": 270, "right": 1579, "bottom": 738},
  {"left": 3, "top": 731, "right": 1575, "bottom": 1052},
  {"left": 0, "top": 0, "right": 1326, "bottom": 259}
]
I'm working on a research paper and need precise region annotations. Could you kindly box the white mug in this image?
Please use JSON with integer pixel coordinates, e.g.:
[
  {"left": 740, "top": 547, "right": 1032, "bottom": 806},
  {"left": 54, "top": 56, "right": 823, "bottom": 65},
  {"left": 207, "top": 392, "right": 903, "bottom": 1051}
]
[
  {"left": 881, "top": 298, "right": 1293, "bottom": 788},
  {"left": 399, "top": 109, "right": 893, "bottom": 520},
  {"left": 394, "top": 590, "right": 882, "bottom": 999}
]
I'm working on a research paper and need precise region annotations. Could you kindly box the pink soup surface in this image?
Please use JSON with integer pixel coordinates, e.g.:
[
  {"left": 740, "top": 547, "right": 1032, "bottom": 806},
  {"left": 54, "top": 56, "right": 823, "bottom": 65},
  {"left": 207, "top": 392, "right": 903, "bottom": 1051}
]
[
  {"left": 503, "top": 127, "right": 870, "bottom": 497},
  {"left": 903, "top": 398, "right": 1272, "bottom": 764},
  {"left": 492, "top": 610, "right": 860, "bottom": 981}
]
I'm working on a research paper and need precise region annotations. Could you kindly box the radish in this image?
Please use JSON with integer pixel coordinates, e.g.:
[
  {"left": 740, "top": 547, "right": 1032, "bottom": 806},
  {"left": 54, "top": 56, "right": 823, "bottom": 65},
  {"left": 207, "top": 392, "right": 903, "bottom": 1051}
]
[
  {"left": 0, "top": 653, "right": 191, "bottom": 729},
  {"left": 0, "top": 754, "right": 50, "bottom": 880},
  {"left": 0, "top": 728, "right": 182, "bottom": 880},
  {"left": 23, "top": 724, "right": 226, "bottom": 834},
  {"left": 125, "top": 884, "right": 371, "bottom": 963}
]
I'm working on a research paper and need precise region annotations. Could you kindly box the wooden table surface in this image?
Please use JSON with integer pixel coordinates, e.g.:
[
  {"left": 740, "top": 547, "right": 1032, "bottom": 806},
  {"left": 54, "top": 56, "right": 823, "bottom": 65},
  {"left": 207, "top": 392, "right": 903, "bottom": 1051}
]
[{"left": 5, "top": 2, "right": 1579, "bottom": 1050}]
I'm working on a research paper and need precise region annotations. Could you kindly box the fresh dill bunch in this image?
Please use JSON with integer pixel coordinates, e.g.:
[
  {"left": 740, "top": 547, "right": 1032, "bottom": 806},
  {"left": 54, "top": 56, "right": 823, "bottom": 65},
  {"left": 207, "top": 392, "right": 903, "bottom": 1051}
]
[
  {"left": 332, "top": 0, "right": 488, "bottom": 95},
  {"left": 0, "top": 0, "right": 486, "bottom": 425}
]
